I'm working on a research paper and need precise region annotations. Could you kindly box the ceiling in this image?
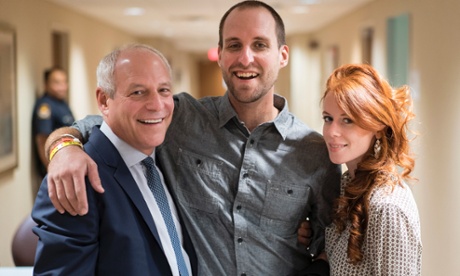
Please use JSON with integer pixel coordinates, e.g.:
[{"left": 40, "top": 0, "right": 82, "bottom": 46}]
[{"left": 45, "top": 0, "right": 373, "bottom": 53}]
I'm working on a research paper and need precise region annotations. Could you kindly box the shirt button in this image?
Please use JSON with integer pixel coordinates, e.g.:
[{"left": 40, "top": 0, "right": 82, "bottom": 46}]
[
  {"left": 242, "top": 173, "right": 249, "bottom": 178},
  {"left": 236, "top": 205, "right": 242, "bottom": 210},
  {"left": 237, "top": 237, "right": 243, "bottom": 243},
  {"left": 249, "top": 139, "right": 255, "bottom": 145}
]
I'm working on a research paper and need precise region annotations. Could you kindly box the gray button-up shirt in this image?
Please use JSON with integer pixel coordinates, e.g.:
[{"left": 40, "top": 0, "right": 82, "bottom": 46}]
[{"left": 76, "top": 92, "right": 341, "bottom": 276}]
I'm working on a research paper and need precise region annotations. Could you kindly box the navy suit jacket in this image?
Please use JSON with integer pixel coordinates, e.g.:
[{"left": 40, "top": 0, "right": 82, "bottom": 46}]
[{"left": 32, "top": 127, "right": 197, "bottom": 275}]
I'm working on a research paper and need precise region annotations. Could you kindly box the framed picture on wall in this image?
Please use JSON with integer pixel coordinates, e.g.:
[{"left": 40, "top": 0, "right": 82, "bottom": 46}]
[{"left": 0, "top": 24, "right": 17, "bottom": 174}]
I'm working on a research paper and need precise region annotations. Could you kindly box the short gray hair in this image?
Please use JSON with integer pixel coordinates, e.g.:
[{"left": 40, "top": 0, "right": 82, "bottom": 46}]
[{"left": 96, "top": 43, "right": 172, "bottom": 98}]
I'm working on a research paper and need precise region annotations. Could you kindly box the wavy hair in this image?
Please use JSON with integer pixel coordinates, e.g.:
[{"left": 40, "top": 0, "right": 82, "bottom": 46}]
[{"left": 323, "top": 64, "right": 416, "bottom": 264}]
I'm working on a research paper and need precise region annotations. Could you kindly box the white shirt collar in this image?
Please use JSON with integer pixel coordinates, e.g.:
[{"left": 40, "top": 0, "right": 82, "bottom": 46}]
[{"left": 100, "top": 121, "right": 154, "bottom": 167}]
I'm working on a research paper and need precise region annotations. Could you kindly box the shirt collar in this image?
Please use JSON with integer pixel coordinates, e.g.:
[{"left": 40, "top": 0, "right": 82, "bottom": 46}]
[
  {"left": 217, "top": 92, "right": 238, "bottom": 129},
  {"left": 273, "top": 94, "right": 290, "bottom": 140},
  {"left": 100, "top": 121, "right": 153, "bottom": 167},
  {"left": 217, "top": 92, "right": 291, "bottom": 140}
]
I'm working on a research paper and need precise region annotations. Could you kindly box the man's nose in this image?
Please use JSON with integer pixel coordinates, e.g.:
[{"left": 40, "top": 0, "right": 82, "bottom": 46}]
[
  {"left": 145, "top": 92, "right": 164, "bottom": 110},
  {"left": 237, "top": 46, "right": 255, "bottom": 66}
]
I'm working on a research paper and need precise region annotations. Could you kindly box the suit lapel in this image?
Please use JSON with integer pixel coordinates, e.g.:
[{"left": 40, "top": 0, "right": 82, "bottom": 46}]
[
  {"left": 114, "top": 168, "right": 165, "bottom": 249},
  {"left": 89, "top": 127, "right": 165, "bottom": 251}
]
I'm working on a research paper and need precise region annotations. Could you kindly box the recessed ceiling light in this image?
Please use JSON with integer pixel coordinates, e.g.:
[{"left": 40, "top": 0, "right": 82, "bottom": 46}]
[{"left": 124, "top": 7, "right": 145, "bottom": 16}]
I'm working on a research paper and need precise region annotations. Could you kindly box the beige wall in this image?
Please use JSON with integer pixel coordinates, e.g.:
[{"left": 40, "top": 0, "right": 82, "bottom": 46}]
[{"left": 288, "top": 0, "right": 460, "bottom": 274}]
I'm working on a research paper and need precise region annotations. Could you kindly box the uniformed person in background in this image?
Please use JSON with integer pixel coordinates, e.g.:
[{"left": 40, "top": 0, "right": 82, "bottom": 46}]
[{"left": 32, "top": 67, "right": 75, "bottom": 179}]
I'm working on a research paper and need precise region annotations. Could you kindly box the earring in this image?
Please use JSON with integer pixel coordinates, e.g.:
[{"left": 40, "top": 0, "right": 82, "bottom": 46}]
[{"left": 373, "top": 138, "right": 381, "bottom": 159}]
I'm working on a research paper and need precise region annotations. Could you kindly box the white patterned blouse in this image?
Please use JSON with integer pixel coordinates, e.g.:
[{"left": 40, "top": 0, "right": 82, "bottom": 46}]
[{"left": 325, "top": 172, "right": 422, "bottom": 276}]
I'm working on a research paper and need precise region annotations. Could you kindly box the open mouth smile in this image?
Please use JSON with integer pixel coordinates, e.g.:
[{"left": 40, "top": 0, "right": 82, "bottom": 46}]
[
  {"left": 234, "top": 72, "right": 259, "bottom": 80},
  {"left": 138, "top": 118, "right": 163, "bottom": 124}
]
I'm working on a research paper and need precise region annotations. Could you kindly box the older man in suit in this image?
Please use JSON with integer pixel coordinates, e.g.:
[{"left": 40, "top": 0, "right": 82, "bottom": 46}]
[{"left": 32, "top": 44, "right": 197, "bottom": 276}]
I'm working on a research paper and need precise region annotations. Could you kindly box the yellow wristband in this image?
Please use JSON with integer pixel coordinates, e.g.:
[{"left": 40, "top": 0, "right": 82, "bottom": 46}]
[
  {"left": 49, "top": 139, "right": 83, "bottom": 161},
  {"left": 47, "top": 134, "right": 81, "bottom": 156}
]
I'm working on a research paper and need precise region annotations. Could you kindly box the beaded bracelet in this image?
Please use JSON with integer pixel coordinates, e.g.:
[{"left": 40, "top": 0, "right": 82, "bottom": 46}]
[{"left": 49, "top": 138, "right": 83, "bottom": 161}]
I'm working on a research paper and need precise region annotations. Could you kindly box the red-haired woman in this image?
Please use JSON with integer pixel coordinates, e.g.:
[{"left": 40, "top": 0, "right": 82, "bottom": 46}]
[{"left": 303, "top": 63, "right": 422, "bottom": 275}]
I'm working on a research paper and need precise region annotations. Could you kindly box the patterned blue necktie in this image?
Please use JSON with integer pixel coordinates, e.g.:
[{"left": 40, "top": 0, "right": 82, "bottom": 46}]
[{"left": 142, "top": 157, "right": 189, "bottom": 276}]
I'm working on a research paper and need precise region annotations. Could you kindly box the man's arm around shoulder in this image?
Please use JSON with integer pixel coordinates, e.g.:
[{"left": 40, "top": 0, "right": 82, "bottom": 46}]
[{"left": 45, "top": 119, "right": 104, "bottom": 216}]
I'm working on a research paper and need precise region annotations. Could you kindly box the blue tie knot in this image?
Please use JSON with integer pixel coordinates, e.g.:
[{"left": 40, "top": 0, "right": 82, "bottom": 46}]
[{"left": 142, "top": 156, "right": 155, "bottom": 169}]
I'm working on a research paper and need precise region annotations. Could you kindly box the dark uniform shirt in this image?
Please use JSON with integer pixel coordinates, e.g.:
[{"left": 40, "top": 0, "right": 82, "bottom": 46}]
[{"left": 32, "top": 93, "right": 75, "bottom": 177}]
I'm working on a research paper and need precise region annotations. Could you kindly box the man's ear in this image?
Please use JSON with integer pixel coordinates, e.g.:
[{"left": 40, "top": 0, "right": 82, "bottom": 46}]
[
  {"left": 96, "top": 89, "right": 110, "bottom": 116},
  {"left": 280, "top": 45, "right": 289, "bottom": 68}
]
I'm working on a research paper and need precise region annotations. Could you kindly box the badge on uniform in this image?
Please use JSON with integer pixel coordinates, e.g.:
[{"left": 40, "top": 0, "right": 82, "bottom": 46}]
[{"left": 38, "top": 103, "right": 51, "bottom": 119}]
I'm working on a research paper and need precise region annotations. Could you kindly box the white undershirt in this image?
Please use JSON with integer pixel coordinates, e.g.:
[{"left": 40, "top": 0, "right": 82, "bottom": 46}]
[{"left": 100, "top": 122, "right": 191, "bottom": 276}]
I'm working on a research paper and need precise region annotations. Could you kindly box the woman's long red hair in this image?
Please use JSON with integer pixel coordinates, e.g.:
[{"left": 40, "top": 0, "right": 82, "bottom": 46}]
[{"left": 323, "top": 64, "right": 416, "bottom": 264}]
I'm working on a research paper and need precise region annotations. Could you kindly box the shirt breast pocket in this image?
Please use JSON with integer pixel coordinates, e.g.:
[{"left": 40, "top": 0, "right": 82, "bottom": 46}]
[
  {"left": 175, "top": 148, "right": 224, "bottom": 214},
  {"left": 260, "top": 181, "right": 311, "bottom": 236}
]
